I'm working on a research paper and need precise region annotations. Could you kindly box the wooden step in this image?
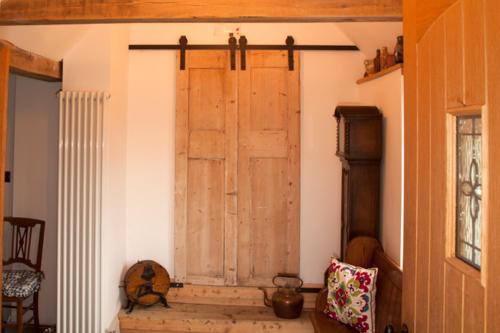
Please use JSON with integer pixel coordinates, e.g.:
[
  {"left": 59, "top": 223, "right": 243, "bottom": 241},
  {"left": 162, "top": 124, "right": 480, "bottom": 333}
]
[
  {"left": 119, "top": 303, "right": 314, "bottom": 333},
  {"left": 167, "top": 284, "right": 319, "bottom": 309}
]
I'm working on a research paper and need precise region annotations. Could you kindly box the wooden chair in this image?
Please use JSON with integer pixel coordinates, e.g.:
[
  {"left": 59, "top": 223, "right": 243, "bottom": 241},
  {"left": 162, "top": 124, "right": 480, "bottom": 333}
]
[{"left": 2, "top": 217, "right": 45, "bottom": 333}]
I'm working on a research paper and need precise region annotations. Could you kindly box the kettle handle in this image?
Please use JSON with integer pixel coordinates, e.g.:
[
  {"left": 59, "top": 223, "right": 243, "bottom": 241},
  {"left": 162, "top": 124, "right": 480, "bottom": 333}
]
[{"left": 273, "top": 273, "right": 304, "bottom": 288}]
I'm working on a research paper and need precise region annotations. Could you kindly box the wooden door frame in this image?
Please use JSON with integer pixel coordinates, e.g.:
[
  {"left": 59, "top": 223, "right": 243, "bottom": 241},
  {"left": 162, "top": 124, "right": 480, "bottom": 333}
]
[
  {"left": 484, "top": 0, "right": 500, "bottom": 330},
  {"left": 401, "top": 0, "right": 417, "bottom": 329},
  {"left": 0, "top": 43, "right": 10, "bottom": 327},
  {"left": 0, "top": 40, "right": 62, "bottom": 327},
  {"left": 0, "top": 40, "right": 62, "bottom": 82}
]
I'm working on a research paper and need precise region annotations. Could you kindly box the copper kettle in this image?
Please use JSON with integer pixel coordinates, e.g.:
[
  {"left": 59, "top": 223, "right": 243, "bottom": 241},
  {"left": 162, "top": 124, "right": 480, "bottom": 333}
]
[{"left": 259, "top": 273, "right": 304, "bottom": 319}]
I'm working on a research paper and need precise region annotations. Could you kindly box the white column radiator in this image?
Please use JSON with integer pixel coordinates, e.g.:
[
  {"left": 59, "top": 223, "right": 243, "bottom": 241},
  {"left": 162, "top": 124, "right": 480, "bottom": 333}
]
[{"left": 57, "top": 91, "right": 106, "bottom": 333}]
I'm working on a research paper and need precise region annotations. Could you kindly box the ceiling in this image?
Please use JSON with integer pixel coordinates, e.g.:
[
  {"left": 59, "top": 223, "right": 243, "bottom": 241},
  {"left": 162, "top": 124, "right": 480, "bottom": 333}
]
[{"left": 336, "top": 22, "right": 403, "bottom": 59}]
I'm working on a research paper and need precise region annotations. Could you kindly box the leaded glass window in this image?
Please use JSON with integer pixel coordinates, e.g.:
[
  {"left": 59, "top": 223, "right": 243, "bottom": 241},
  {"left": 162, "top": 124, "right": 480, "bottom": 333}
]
[{"left": 456, "top": 115, "right": 482, "bottom": 269}]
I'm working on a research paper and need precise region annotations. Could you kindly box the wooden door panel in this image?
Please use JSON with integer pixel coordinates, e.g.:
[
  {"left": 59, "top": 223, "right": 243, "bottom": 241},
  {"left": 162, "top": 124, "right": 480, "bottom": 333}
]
[
  {"left": 443, "top": 0, "right": 485, "bottom": 108},
  {"left": 237, "top": 50, "right": 300, "bottom": 286},
  {"left": 428, "top": 16, "right": 446, "bottom": 333},
  {"left": 188, "top": 131, "right": 225, "bottom": 159},
  {"left": 248, "top": 158, "right": 288, "bottom": 278},
  {"left": 188, "top": 69, "right": 226, "bottom": 130},
  {"left": 250, "top": 68, "right": 288, "bottom": 130},
  {"left": 444, "top": 1, "right": 464, "bottom": 108},
  {"left": 463, "top": 0, "right": 485, "bottom": 106},
  {"left": 444, "top": 264, "right": 463, "bottom": 333},
  {"left": 186, "top": 159, "right": 225, "bottom": 279},
  {"left": 175, "top": 50, "right": 237, "bottom": 285},
  {"left": 442, "top": 263, "right": 485, "bottom": 333},
  {"left": 247, "top": 51, "right": 289, "bottom": 68},
  {"left": 463, "top": 274, "right": 485, "bottom": 333},
  {"left": 246, "top": 131, "right": 288, "bottom": 158},
  {"left": 415, "top": 32, "right": 431, "bottom": 333}
]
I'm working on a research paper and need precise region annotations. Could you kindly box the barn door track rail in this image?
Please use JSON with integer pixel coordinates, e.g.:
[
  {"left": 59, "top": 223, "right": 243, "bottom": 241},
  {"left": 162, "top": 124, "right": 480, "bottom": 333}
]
[{"left": 129, "top": 35, "right": 359, "bottom": 71}]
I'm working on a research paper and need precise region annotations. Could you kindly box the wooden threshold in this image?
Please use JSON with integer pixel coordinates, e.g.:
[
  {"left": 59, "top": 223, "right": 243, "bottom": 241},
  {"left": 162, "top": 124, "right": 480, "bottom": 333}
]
[
  {"left": 119, "top": 303, "right": 314, "bottom": 333},
  {"left": 357, "top": 63, "right": 403, "bottom": 84},
  {"left": 167, "top": 284, "right": 319, "bottom": 309},
  {"left": 0, "top": 40, "right": 62, "bottom": 82}
]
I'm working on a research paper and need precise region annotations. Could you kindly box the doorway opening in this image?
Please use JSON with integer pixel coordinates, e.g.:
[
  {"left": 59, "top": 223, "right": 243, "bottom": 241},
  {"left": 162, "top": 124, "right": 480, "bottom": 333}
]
[{"left": 2, "top": 73, "right": 60, "bottom": 332}]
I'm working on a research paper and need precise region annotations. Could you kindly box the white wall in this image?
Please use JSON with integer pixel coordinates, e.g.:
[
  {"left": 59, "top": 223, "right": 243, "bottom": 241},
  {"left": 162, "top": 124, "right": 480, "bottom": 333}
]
[
  {"left": 359, "top": 69, "right": 404, "bottom": 265},
  {"left": 126, "top": 23, "right": 364, "bottom": 284},
  {"left": 102, "top": 25, "right": 130, "bottom": 331},
  {"left": 8, "top": 75, "right": 61, "bottom": 325},
  {"left": 63, "top": 25, "right": 129, "bottom": 331},
  {"left": 126, "top": 51, "right": 176, "bottom": 272}
]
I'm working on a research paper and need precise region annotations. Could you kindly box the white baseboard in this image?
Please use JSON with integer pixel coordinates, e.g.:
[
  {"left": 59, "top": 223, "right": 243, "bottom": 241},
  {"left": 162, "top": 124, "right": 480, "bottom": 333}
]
[{"left": 104, "top": 316, "right": 120, "bottom": 333}]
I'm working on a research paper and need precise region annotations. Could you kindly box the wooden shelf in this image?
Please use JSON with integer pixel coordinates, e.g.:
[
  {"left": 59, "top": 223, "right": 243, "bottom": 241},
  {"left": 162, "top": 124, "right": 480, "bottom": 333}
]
[{"left": 357, "top": 63, "right": 403, "bottom": 84}]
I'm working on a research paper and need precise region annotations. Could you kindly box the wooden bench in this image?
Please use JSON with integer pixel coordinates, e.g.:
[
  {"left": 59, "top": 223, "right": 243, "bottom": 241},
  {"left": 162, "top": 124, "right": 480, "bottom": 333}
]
[{"left": 310, "top": 237, "right": 402, "bottom": 333}]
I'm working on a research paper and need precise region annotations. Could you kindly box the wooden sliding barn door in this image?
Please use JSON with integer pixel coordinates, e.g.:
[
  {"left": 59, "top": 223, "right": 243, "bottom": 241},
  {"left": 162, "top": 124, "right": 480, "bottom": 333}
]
[
  {"left": 403, "top": 0, "right": 500, "bottom": 331},
  {"left": 175, "top": 50, "right": 300, "bottom": 286},
  {"left": 175, "top": 51, "right": 238, "bottom": 285},
  {"left": 237, "top": 51, "right": 300, "bottom": 286}
]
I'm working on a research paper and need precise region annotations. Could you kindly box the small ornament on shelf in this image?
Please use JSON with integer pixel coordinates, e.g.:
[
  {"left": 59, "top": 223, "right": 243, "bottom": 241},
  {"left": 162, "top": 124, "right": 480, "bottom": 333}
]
[
  {"left": 395, "top": 35, "right": 404, "bottom": 63},
  {"left": 374, "top": 49, "right": 381, "bottom": 73},
  {"left": 364, "top": 59, "right": 376, "bottom": 77},
  {"left": 381, "top": 47, "right": 389, "bottom": 69},
  {"left": 386, "top": 54, "right": 396, "bottom": 67}
]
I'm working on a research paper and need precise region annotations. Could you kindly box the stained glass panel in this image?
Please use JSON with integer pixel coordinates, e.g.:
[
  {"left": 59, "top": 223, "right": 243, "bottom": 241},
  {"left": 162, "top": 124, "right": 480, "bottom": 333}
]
[{"left": 456, "top": 115, "right": 482, "bottom": 269}]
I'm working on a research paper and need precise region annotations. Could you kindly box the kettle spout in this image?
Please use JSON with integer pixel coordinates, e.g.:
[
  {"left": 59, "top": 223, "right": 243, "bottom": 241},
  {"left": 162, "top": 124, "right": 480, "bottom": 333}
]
[{"left": 258, "top": 287, "right": 272, "bottom": 307}]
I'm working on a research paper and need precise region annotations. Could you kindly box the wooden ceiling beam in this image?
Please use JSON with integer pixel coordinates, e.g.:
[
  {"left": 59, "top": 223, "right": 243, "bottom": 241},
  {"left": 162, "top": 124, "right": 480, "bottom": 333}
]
[
  {"left": 0, "top": 40, "right": 62, "bottom": 82},
  {"left": 0, "top": 0, "right": 402, "bottom": 24}
]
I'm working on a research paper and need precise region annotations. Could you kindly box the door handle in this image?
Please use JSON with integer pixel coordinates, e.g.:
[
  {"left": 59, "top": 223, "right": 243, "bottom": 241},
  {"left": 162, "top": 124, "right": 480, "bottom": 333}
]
[{"left": 384, "top": 324, "right": 409, "bottom": 333}]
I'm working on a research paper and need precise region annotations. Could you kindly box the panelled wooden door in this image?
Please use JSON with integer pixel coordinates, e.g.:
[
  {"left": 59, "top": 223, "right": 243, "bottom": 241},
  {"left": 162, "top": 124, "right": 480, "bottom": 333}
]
[
  {"left": 175, "top": 51, "right": 238, "bottom": 285},
  {"left": 403, "top": 0, "right": 500, "bottom": 331},
  {"left": 237, "top": 51, "right": 300, "bottom": 286},
  {"left": 175, "top": 50, "right": 300, "bottom": 286}
]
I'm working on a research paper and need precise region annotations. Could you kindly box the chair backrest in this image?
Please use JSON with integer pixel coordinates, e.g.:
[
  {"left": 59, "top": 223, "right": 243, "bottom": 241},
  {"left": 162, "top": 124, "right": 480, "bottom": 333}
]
[
  {"left": 344, "top": 236, "right": 382, "bottom": 267},
  {"left": 3, "top": 217, "right": 45, "bottom": 272},
  {"left": 372, "top": 249, "right": 403, "bottom": 333}
]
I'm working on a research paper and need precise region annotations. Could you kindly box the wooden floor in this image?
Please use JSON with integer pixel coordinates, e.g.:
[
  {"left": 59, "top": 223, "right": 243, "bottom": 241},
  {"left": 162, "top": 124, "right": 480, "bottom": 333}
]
[{"left": 119, "top": 302, "right": 314, "bottom": 333}]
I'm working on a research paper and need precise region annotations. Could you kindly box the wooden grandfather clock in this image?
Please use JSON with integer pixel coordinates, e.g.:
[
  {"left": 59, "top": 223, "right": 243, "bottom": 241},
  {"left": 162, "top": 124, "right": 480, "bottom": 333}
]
[{"left": 335, "top": 105, "right": 382, "bottom": 259}]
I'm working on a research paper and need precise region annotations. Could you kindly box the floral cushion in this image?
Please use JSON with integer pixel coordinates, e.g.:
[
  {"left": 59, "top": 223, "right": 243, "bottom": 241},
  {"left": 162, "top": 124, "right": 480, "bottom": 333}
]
[
  {"left": 2, "top": 270, "right": 43, "bottom": 298},
  {"left": 324, "top": 258, "right": 378, "bottom": 333}
]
